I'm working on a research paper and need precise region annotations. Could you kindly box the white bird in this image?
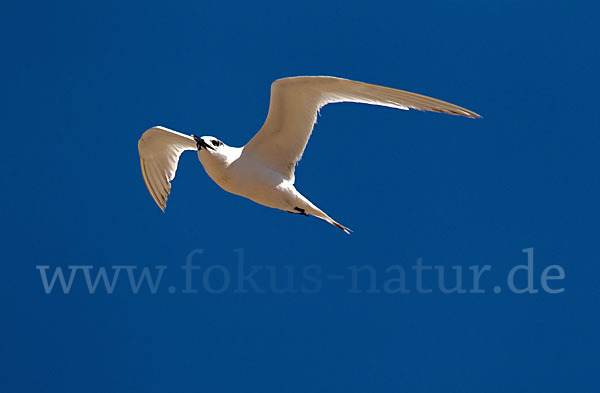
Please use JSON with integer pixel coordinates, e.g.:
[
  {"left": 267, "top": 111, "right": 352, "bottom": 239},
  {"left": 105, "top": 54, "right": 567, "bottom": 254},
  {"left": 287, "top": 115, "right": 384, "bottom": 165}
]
[{"left": 138, "top": 76, "right": 480, "bottom": 233}]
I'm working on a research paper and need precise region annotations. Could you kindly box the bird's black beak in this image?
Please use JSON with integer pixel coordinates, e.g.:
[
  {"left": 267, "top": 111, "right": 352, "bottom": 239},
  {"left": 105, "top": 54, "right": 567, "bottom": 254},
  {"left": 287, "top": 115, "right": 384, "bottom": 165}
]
[{"left": 192, "top": 135, "right": 214, "bottom": 151}]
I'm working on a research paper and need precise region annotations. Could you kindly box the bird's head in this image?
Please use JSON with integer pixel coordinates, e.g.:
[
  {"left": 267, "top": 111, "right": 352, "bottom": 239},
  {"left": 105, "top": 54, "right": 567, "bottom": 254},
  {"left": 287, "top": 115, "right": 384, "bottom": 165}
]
[
  {"left": 192, "top": 134, "right": 241, "bottom": 170},
  {"left": 192, "top": 135, "right": 224, "bottom": 152}
]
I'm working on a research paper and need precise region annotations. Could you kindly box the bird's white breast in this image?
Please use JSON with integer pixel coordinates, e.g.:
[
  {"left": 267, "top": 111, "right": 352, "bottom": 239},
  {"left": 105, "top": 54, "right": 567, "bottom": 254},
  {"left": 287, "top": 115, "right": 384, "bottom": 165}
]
[{"left": 199, "top": 147, "right": 289, "bottom": 205}]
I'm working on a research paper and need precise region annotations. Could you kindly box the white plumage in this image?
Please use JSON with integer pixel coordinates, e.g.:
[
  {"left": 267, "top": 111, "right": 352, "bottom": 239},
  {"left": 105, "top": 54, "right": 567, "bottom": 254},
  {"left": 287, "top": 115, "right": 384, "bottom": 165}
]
[{"left": 138, "top": 76, "right": 480, "bottom": 233}]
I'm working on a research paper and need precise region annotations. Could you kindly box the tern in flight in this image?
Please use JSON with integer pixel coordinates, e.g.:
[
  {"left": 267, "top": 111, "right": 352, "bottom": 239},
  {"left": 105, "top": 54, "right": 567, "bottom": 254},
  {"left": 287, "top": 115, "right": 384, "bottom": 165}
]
[{"left": 138, "top": 76, "right": 480, "bottom": 233}]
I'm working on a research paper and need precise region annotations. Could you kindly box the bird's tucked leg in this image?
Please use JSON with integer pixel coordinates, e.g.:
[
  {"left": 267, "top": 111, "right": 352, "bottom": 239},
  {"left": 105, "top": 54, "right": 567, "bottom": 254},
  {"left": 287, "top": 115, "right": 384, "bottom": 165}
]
[{"left": 293, "top": 207, "right": 308, "bottom": 216}]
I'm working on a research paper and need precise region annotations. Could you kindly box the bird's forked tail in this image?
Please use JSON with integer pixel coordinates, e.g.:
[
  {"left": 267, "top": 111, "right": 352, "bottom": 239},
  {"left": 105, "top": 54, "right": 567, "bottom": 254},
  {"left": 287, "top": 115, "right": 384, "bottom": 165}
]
[
  {"left": 312, "top": 209, "right": 352, "bottom": 234},
  {"left": 331, "top": 220, "right": 352, "bottom": 235},
  {"left": 297, "top": 194, "right": 352, "bottom": 234}
]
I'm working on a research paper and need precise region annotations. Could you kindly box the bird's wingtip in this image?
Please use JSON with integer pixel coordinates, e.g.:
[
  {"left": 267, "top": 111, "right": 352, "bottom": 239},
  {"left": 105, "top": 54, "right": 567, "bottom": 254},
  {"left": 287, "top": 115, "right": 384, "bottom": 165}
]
[{"left": 465, "top": 109, "right": 482, "bottom": 119}]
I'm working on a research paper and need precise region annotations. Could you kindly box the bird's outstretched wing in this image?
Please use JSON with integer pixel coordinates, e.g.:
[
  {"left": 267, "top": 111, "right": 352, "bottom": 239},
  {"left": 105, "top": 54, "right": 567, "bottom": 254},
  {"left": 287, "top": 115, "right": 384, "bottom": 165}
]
[
  {"left": 243, "top": 76, "right": 480, "bottom": 181},
  {"left": 138, "top": 126, "right": 197, "bottom": 211}
]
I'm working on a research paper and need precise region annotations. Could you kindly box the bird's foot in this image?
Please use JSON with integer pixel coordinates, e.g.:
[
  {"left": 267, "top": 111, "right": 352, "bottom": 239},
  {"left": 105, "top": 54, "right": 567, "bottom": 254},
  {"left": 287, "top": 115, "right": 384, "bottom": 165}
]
[{"left": 294, "top": 207, "right": 308, "bottom": 216}]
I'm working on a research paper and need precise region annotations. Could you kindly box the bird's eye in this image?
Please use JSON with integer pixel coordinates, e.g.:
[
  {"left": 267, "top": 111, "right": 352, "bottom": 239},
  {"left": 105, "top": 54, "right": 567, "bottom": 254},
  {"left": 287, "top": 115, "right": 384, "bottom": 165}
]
[{"left": 211, "top": 140, "right": 221, "bottom": 147}]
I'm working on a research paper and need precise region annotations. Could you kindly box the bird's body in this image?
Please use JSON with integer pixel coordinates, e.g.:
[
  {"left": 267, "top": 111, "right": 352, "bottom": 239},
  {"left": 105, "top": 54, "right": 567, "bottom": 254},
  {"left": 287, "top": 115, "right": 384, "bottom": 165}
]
[
  {"left": 138, "top": 76, "right": 480, "bottom": 233},
  {"left": 197, "top": 136, "right": 345, "bottom": 230}
]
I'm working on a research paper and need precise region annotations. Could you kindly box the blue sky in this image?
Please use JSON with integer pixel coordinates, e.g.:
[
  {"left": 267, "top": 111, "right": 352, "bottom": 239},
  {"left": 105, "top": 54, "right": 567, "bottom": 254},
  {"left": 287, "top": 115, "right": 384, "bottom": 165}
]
[{"left": 2, "top": 1, "right": 599, "bottom": 392}]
